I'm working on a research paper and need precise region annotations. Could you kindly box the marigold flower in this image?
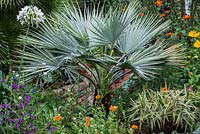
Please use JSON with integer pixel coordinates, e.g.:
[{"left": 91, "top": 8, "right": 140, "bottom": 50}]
[
  {"left": 131, "top": 124, "right": 138, "bottom": 129},
  {"left": 194, "top": 40, "right": 200, "bottom": 48},
  {"left": 155, "top": 0, "right": 163, "bottom": 6},
  {"left": 166, "top": 32, "right": 173, "bottom": 37},
  {"left": 54, "top": 114, "right": 62, "bottom": 121},
  {"left": 84, "top": 117, "right": 90, "bottom": 127},
  {"left": 182, "top": 14, "right": 191, "bottom": 19},
  {"left": 161, "top": 87, "right": 168, "bottom": 93},
  {"left": 85, "top": 117, "right": 90, "bottom": 123},
  {"left": 95, "top": 95, "right": 101, "bottom": 100},
  {"left": 161, "top": 13, "right": 166, "bottom": 17},
  {"left": 109, "top": 105, "right": 118, "bottom": 112},
  {"left": 188, "top": 30, "right": 199, "bottom": 38}
]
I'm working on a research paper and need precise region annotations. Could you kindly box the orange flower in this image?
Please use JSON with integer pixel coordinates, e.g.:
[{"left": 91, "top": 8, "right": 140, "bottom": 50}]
[
  {"left": 95, "top": 95, "right": 101, "bottom": 100},
  {"left": 131, "top": 124, "right": 139, "bottom": 129},
  {"left": 166, "top": 32, "right": 174, "bottom": 37},
  {"left": 161, "top": 87, "right": 168, "bottom": 93},
  {"left": 109, "top": 105, "right": 118, "bottom": 112},
  {"left": 139, "top": 13, "right": 145, "bottom": 17},
  {"left": 182, "top": 14, "right": 191, "bottom": 19},
  {"left": 86, "top": 117, "right": 90, "bottom": 123},
  {"left": 166, "top": 32, "right": 173, "bottom": 37},
  {"left": 54, "top": 114, "right": 62, "bottom": 121},
  {"left": 84, "top": 117, "right": 90, "bottom": 127},
  {"left": 155, "top": 0, "right": 163, "bottom": 6},
  {"left": 161, "top": 13, "right": 166, "bottom": 17},
  {"left": 188, "top": 72, "right": 193, "bottom": 75},
  {"left": 165, "top": 10, "right": 170, "bottom": 13}
]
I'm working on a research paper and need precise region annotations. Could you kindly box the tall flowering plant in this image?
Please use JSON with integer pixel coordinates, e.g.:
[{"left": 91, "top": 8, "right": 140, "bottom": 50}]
[
  {"left": 17, "top": 5, "right": 45, "bottom": 82},
  {"left": 185, "top": 28, "right": 200, "bottom": 90}
]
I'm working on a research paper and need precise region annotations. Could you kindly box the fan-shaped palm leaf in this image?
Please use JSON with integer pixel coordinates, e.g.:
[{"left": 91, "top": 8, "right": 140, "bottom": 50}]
[
  {"left": 0, "top": 0, "right": 24, "bottom": 9},
  {"left": 117, "top": 13, "right": 171, "bottom": 54}
]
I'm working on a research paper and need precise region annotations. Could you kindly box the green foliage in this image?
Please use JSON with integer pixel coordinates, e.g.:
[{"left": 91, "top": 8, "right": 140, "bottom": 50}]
[{"left": 128, "top": 89, "right": 200, "bottom": 133}]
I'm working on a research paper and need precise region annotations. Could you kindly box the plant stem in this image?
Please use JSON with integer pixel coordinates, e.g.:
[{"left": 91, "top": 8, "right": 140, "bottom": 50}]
[{"left": 19, "top": 25, "right": 30, "bottom": 82}]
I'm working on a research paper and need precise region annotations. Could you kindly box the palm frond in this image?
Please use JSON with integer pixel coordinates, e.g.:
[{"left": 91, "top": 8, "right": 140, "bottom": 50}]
[
  {"left": 0, "top": 0, "right": 24, "bottom": 9},
  {"left": 127, "top": 41, "right": 182, "bottom": 80},
  {"left": 89, "top": 1, "right": 141, "bottom": 47},
  {"left": 117, "top": 13, "right": 171, "bottom": 54},
  {"left": 18, "top": 47, "right": 79, "bottom": 82}
]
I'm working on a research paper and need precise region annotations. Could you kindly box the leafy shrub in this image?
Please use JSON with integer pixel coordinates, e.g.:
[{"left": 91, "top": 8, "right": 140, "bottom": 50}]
[{"left": 128, "top": 89, "right": 200, "bottom": 133}]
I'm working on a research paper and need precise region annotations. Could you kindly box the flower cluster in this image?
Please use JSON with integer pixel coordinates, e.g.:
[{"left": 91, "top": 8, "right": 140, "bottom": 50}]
[
  {"left": 0, "top": 82, "right": 39, "bottom": 133},
  {"left": 17, "top": 5, "right": 45, "bottom": 27},
  {"left": 188, "top": 30, "right": 200, "bottom": 48}
]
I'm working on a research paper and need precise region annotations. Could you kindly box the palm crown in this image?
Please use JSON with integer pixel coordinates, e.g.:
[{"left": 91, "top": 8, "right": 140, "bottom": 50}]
[{"left": 19, "top": 1, "right": 182, "bottom": 85}]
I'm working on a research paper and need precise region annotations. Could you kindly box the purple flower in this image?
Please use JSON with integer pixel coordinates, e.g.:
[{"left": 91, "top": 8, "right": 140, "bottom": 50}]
[
  {"left": 1, "top": 103, "right": 7, "bottom": 109},
  {"left": 50, "top": 127, "right": 56, "bottom": 131},
  {"left": 9, "top": 119, "right": 15, "bottom": 123},
  {"left": 18, "top": 118, "right": 23, "bottom": 123},
  {"left": 34, "top": 128, "right": 38, "bottom": 131},
  {"left": 31, "top": 130, "right": 35, "bottom": 134},
  {"left": 25, "top": 95, "right": 31, "bottom": 103},
  {"left": 29, "top": 107, "right": 34, "bottom": 111},
  {"left": 30, "top": 115, "right": 35, "bottom": 119},
  {"left": 1, "top": 79, "right": 5, "bottom": 83},
  {"left": 28, "top": 123, "right": 33, "bottom": 128},
  {"left": 18, "top": 103, "right": 25, "bottom": 109},
  {"left": 0, "top": 112, "right": 4, "bottom": 115},
  {"left": 20, "top": 84, "right": 25, "bottom": 89},
  {"left": 15, "top": 123, "right": 19, "bottom": 128},
  {"left": 22, "top": 113, "right": 26, "bottom": 117},
  {"left": 12, "top": 83, "right": 19, "bottom": 91}
]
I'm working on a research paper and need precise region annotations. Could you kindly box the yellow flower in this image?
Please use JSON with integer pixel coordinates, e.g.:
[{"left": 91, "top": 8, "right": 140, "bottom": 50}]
[
  {"left": 54, "top": 114, "right": 62, "bottom": 121},
  {"left": 109, "top": 105, "right": 118, "bottom": 112},
  {"left": 131, "top": 124, "right": 138, "bottom": 129},
  {"left": 95, "top": 132, "right": 100, "bottom": 134},
  {"left": 95, "top": 95, "right": 101, "bottom": 100},
  {"left": 161, "top": 87, "right": 168, "bottom": 93},
  {"left": 188, "top": 30, "right": 199, "bottom": 38},
  {"left": 194, "top": 40, "right": 200, "bottom": 48}
]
